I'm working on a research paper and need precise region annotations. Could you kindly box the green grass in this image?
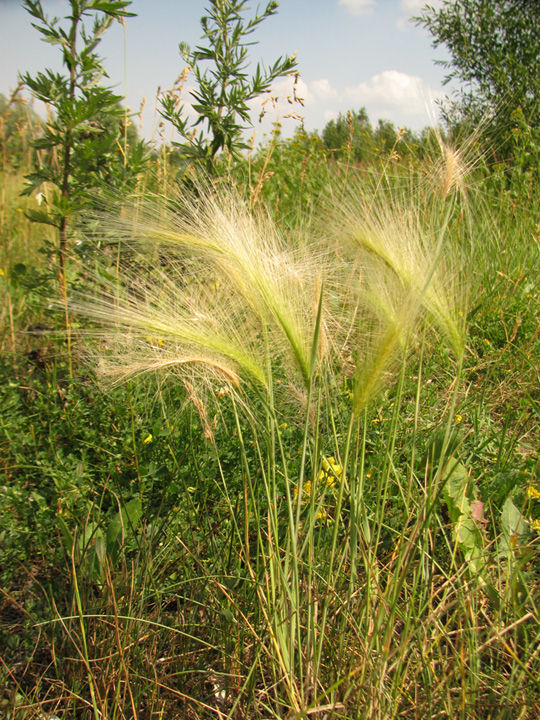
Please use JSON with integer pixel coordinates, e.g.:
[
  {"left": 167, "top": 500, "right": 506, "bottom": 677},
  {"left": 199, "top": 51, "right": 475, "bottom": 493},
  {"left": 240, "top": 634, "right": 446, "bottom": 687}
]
[{"left": 0, "top": 130, "right": 539, "bottom": 720}]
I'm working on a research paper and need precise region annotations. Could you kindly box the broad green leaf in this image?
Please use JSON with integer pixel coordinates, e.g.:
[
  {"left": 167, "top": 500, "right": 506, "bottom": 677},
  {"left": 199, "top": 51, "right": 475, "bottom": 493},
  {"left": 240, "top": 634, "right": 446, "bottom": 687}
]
[
  {"left": 443, "top": 461, "right": 470, "bottom": 522},
  {"left": 501, "top": 497, "right": 529, "bottom": 547}
]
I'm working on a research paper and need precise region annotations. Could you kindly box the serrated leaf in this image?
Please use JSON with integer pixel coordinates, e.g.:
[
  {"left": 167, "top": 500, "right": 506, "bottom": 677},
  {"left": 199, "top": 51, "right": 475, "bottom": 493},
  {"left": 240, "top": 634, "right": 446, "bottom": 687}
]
[{"left": 25, "top": 208, "right": 59, "bottom": 227}]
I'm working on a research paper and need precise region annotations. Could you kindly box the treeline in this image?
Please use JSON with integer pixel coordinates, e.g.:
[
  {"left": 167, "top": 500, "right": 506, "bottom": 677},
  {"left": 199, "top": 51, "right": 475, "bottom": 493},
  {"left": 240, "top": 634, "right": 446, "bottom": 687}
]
[{"left": 0, "top": 88, "right": 432, "bottom": 171}]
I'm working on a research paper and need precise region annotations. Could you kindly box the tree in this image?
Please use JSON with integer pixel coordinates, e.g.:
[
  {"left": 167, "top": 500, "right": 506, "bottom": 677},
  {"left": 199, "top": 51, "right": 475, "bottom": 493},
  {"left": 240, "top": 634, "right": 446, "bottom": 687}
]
[
  {"left": 21, "top": 0, "right": 141, "bottom": 290},
  {"left": 160, "top": 0, "right": 297, "bottom": 173},
  {"left": 415, "top": 0, "right": 540, "bottom": 141},
  {"left": 21, "top": 0, "right": 145, "bottom": 376},
  {"left": 321, "top": 108, "right": 374, "bottom": 163},
  {"left": 321, "top": 109, "right": 414, "bottom": 163}
]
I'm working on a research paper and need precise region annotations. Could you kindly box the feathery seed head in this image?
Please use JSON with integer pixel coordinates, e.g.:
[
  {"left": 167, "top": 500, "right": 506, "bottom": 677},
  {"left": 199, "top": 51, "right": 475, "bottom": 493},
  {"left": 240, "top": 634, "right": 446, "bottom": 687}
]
[
  {"left": 75, "top": 161, "right": 468, "bottom": 421},
  {"left": 323, "top": 164, "right": 468, "bottom": 412},
  {"left": 74, "top": 184, "right": 333, "bottom": 397}
]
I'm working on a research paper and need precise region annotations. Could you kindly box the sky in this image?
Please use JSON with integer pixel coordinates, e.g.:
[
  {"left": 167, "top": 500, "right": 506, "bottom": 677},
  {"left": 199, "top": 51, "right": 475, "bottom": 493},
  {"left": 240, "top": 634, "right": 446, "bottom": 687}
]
[{"left": 0, "top": 0, "right": 454, "bottom": 144}]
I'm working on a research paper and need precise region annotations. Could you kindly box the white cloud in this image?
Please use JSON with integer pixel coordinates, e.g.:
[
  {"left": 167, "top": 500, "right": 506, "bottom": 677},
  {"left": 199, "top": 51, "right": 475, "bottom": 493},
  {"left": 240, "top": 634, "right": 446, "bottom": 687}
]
[
  {"left": 310, "top": 78, "right": 339, "bottom": 101},
  {"left": 265, "top": 70, "right": 445, "bottom": 131},
  {"left": 338, "top": 0, "right": 377, "bottom": 17},
  {"left": 344, "top": 70, "right": 443, "bottom": 117},
  {"left": 397, "top": 0, "right": 444, "bottom": 31}
]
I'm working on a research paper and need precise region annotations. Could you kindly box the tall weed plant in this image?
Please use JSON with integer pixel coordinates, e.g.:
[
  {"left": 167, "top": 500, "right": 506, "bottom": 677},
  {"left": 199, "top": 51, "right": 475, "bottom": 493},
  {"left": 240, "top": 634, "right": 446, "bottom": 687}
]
[{"left": 44, "top": 130, "right": 539, "bottom": 718}]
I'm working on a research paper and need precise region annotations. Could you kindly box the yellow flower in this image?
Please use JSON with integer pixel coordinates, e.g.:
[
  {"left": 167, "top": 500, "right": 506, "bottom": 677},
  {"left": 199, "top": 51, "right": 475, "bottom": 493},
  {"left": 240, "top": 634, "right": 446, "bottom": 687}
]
[
  {"left": 526, "top": 485, "right": 540, "bottom": 500},
  {"left": 145, "top": 336, "right": 164, "bottom": 347},
  {"left": 322, "top": 456, "right": 343, "bottom": 477},
  {"left": 293, "top": 480, "right": 312, "bottom": 498},
  {"left": 142, "top": 433, "right": 153, "bottom": 445},
  {"left": 531, "top": 519, "right": 540, "bottom": 533},
  {"left": 454, "top": 414, "right": 463, "bottom": 424},
  {"left": 319, "top": 456, "right": 343, "bottom": 488}
]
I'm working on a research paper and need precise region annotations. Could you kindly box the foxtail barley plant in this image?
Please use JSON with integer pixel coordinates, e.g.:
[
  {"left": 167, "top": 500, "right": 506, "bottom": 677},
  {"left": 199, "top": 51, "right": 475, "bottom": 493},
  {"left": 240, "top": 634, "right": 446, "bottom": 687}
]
[{"left": 66, "top": 135, "right": 538, "bottom": 718}]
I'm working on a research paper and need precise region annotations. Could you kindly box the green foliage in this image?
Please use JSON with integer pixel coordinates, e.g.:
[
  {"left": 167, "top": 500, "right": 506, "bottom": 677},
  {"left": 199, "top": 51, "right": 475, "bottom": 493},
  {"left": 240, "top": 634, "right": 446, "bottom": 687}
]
[
  {"left": 246, "top": 126, "right": 331, "bottom": 218},
  {"left": 321, "top": 107, "right": 417, "bottom": 163},
  {"left": 499, "top": 107, "right": 540, "bottom": 203},
  {"left": 160, "top": 0, "right": 297, "bottom": 172},
  {"left": 20, "top": 0, "right": 145, "bottom": 249},
  {"left": 322, "top": 107, "right": 374, "bottom": 162},
  {"left": 415, "top": 0, "right": 540, "bottom": 150}
]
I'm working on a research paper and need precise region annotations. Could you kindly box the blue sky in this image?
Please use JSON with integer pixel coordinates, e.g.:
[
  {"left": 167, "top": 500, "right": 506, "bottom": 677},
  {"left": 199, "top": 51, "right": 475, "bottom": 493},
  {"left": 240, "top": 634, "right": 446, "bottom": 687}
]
[{"left": 1, "top": 0, "right": 453, "bottom": 143}]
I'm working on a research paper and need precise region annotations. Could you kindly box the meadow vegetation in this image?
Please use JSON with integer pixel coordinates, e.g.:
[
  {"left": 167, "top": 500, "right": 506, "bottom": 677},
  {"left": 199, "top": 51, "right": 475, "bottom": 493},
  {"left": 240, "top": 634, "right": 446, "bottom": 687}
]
[{"left": 1, "top": 1, "right": 539, "bottom": 718}]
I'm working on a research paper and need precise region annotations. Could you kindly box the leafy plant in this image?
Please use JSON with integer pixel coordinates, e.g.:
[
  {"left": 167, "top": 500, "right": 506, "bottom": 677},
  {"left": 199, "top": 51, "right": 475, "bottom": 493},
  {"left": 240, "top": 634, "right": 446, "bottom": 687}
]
[
  {"left": 160, "top": 0, "right": 297, "bottom": 172},
  {"left": 20, "top": 0, "right": 140, "bottom": 299},
  {"left": 415, "top": 0, "right": 540, "bottom": 150},
  {"left": 442, "top": 458, "right": 487, "bottom": 577}
]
